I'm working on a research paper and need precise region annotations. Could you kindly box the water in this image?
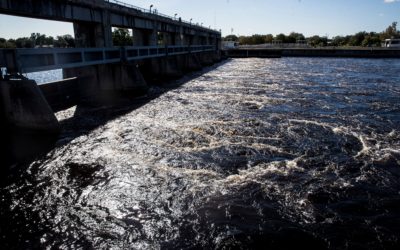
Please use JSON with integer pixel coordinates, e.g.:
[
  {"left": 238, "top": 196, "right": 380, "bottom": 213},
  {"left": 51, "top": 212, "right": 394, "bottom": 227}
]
[
  {"left": 1, "top": 58, "right": 400, "bottom": 249},
  {"left": 26, "top": 69, "right": 62, "bottom": 84}
]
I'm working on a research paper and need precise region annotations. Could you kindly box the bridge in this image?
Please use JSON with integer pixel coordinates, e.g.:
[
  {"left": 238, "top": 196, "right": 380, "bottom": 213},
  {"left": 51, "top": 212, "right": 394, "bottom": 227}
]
[{"left": 0, "top": 0, "right": 222, "bottom": 165}]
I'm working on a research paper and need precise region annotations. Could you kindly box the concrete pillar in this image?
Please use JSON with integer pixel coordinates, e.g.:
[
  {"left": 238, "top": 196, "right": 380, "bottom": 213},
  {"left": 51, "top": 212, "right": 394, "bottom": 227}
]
[
  {"left": 162, "top": 33, "right": 175, "bottom": 46},
  {"left": 73, "top": 10, "right": 112, "bottom": 47},
  {"left": 149, "top": 29, "right": 158, "bottom": 46},
  {"left": 175, "top": 25, "right": 184, "bottom": 46},
  {"left": 182, "top": 35, "right": 190, "bottom": 46},
  {"left": 73, "top": 21, "right": 112, "bottom": 48},
  {"left": 0, "top": 79, "right": 60, "bottom": 164},
  {"left": 192, "top": 35, "right": 202, "bottom": 45},
  {"left": 175, "top": 33, "right": 183, "bottom": 46},
  {"left": 132, "top": 28, "right": 146, "bottom": 46}
]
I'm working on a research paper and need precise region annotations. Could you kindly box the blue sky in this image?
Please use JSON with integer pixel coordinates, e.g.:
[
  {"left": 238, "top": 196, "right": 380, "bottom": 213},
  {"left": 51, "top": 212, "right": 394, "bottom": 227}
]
[{"left": 0, "top": 0, "right": 399, "bottom": 39}]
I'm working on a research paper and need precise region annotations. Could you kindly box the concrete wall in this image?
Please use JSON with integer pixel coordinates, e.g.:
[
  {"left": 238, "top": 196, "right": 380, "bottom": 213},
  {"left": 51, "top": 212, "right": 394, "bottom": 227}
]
[
  {"left": 39, "top": 78, "right": 81, "bottom": 112},
  {"left": 63, "top": 63, "right": 148, "bottom": 104}
]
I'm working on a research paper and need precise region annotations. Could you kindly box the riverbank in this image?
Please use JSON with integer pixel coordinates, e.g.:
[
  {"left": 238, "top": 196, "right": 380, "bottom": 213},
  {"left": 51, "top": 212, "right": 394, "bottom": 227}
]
[{"left": 223, "top": 48, "right": 400, "bottom": 58}]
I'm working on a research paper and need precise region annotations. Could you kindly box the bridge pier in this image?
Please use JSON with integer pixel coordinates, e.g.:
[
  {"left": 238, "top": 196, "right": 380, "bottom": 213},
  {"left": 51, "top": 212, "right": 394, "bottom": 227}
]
[
  {"left": 73, "top": 14, "right": 113, "bottom": 47},
  {"left": 0, "top": 78, "right": 60, "bottom": 164},
  {"left": 132, "top": 28, "right": 158, "bottom": 46}
]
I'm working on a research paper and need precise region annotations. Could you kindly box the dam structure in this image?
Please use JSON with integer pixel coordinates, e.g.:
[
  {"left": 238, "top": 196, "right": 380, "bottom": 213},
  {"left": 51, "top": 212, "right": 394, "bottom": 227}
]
[{"left": 0, "top": 0, "right": 222, "bottom": 164}]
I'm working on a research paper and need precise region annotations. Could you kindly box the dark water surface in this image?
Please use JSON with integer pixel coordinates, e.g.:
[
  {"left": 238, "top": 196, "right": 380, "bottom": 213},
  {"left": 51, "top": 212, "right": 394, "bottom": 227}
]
[{"left": 1, "top": 58, "right": 400, "bottom": 249}]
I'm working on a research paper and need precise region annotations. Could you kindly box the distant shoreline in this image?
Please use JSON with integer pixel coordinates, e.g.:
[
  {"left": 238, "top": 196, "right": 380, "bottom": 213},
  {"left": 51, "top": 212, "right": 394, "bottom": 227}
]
[{"left": 223, "top": 48, "right": 400, "bottom": 59}]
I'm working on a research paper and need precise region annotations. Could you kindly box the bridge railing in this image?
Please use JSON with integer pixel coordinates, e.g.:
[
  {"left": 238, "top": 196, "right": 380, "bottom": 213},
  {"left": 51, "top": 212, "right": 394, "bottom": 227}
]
[
  {"left": 105, "top": 0, "right": 220, "bottom": 33},
  {"left": 0, "top": 45, "right": 215, "bottom": 73}
]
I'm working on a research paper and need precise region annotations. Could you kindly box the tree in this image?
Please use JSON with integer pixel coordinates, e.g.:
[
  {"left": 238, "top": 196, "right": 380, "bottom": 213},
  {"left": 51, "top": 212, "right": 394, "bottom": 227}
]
[
  {"left": 251, "top": 34, "right": 265, "bottom": 44},
  {"left": 223, "top": 35, "right": 239, "bottom": 41},
  {"left": 275, "top": 33, "right": 286, "bottom": 43},
  {"left": 62, "top": 35, "right": 75, "bottom": 47},
  {"left": 112, "top": 28, "right": 133, "bottom": 46},
  {"left": 381, "top": 22, "right": 399, "bottom": 39},
  {"left": 15, "top": 37, "right": 34, "bottom": 48},
  {"left": 287, "top": 32, "right": 305, "bottom": 43},
  {"left": 307, "top": 35, "right": 327, "bottom": 47},
  {"left": 238, "top": 36, "right": 252, "bottom": 45},
  {"left": 347, "top": 32, "right": 366, "bottom": 46},
  {"left": 264, "top": 34, "right": 274, "bottom": 43}
]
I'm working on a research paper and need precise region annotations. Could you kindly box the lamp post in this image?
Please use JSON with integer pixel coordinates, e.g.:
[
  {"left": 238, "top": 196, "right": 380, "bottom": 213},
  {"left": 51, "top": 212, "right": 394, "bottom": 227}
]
[
  {"left": 174, "top": 13, "right": 178, "bottom": 20},
  {"left": 149, "top": 4, "right": 153, "bottom": 13}
]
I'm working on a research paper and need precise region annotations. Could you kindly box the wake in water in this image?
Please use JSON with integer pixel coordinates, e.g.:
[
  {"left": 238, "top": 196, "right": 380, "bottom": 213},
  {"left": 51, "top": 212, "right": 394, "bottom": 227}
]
[{"left": 1, "top": 58, "right": 400, "bottom": 249}]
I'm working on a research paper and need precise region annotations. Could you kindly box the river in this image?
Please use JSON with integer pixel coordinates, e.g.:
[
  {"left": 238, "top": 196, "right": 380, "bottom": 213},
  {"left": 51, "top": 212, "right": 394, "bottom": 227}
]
[{"left": 1, "top": 57, "right": 400, "bottom": 249}]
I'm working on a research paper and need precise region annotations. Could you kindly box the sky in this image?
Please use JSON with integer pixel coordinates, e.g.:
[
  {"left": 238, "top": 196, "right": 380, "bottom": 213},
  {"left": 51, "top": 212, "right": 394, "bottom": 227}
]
[{"left": 0, "top": 0, "right": 399, "bottom": 39}]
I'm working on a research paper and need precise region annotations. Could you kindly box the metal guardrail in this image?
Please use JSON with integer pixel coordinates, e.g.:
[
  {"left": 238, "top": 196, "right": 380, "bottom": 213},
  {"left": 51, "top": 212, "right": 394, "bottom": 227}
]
[
  {"left": 0, "top": 45, "right": 215, "bottom": 73},
  {"left": 105, "top": 0, "right": 220, "bottom": 33}
]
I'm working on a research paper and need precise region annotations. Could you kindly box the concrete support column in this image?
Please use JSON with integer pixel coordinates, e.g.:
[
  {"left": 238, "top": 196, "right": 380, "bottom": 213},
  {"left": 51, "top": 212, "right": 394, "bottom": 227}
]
[
  {"left": 192, "top": 35, "right": 200, "bottom": 45},
  {"left": 132, "top": 28, "right": 146, "bottom": 46},
  {"left": 216, "top": 38, "right": 222, "bottom": 51},
  {"left": 182, "top": 35, "right": 190, "bottom": 46},
  {"left": 211, "top": 36, "right": 217, "bottom": 49},
  {"left": 206, "top": 36, "right": 212, "bottom": 45},
  {"left": 0, "top": 79, "right": 60, "bottom": 165},
  {"left": 73, "top": 10, "right": 112, "bottom": 48},
  {"left": 149, "top": 29, "right": 158, "bottom": 46},
  {"left": 163, "top": 33, "right": 174, "bottom": 46},
  {"left": 176, "top": 25, "right": 184, "bottom": 46}
]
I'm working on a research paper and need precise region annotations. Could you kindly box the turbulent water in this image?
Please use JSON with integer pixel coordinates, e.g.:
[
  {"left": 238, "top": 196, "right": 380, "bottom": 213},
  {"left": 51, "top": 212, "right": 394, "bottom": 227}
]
[{"left": 1, "top": 58, "right": 400, "bottom": 249}]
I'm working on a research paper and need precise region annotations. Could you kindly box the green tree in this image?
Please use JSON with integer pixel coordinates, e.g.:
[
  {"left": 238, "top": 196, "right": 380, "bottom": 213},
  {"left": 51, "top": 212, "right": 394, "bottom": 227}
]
[
  {"left": 308, "top": 35, "right": 327, "bottom": 47},
  {"left": 348, "top": 32, "right": 366, "bottom": 46},
  {"left": 15, "top": 37, "right": 34, "bottom": 48},
  {"left": 381, "top": 22, "right": 399, "bottom": 40},
  {"left": 251, "top": 34, "right": 265, "bottom": 44},
  {"left": 63, "top": 35, "right": 75, "bottom": 47},
  {"left": 112, "top": 28, "right": 133, "bottom": 46},
  {"left": 275, "top": 33, "right": 286, "bottom": 43},
  {"left": 264, "top": 34, "right": 274, "bottom": 43},
  {"left": 287, "top": 32, "right": 305, "bottom": 43},
  {"left": 223, "top": 35, "right": 239, "bottom": 41},
  {"left": 238, "top": 36, "right": 252, "bottom": 45}
]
